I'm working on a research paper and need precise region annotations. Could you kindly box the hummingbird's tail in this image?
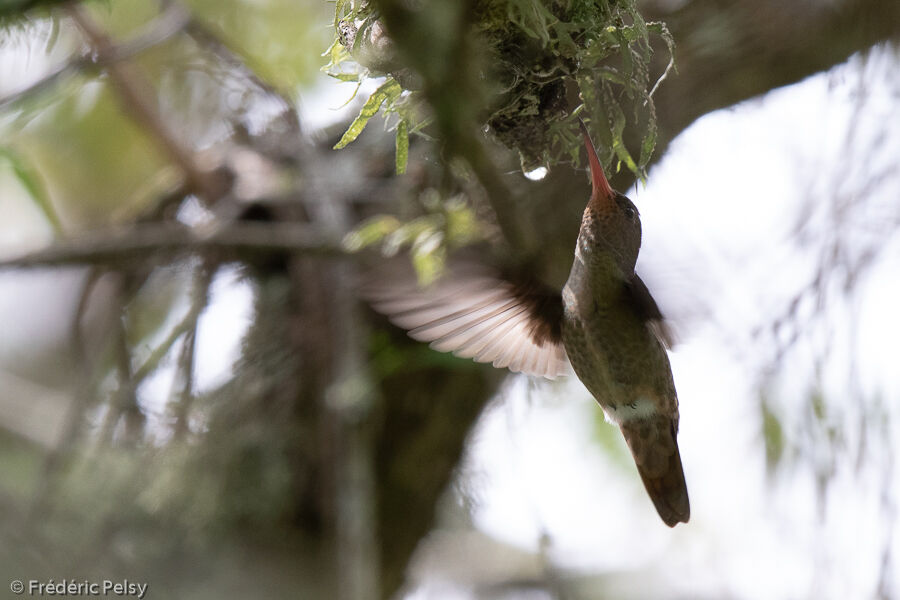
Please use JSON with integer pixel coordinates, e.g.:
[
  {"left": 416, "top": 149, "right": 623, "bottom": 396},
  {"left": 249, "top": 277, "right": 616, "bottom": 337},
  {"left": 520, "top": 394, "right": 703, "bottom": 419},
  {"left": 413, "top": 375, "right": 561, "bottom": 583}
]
[{"left": 620, "top": 416, "right": 690, "bottom": 527}]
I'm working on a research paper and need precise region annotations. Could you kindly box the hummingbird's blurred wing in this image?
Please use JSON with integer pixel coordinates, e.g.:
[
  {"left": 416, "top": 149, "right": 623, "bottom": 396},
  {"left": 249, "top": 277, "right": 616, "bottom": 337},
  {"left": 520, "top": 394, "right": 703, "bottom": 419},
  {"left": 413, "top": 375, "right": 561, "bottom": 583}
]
[
  {"left": 363, "top": 265, "right": 570, "bottom": 379},
  {"left": 626, "top": 274, "right": 676, "bottom": 349}
]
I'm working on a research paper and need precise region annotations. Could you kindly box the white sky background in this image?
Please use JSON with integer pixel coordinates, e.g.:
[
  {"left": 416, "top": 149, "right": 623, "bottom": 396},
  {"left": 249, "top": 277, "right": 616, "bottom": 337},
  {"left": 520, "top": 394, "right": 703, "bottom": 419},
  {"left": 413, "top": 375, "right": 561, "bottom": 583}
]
[
  {"left": 1, "top": 22, "right": 898, "bottom": 600},
  {"left": 441, "top": 47, "right": 900, "bottom": 600}
]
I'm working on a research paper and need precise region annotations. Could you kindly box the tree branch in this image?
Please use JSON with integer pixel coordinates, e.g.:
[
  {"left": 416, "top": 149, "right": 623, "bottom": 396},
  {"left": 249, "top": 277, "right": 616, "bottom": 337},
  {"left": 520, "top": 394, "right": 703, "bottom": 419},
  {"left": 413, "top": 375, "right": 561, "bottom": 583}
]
[
  {"left": 0, "top": 222, "right": 346, "bottom": 269},
  {"left": 179, "top": 8, "right": 297, "bottom": 120},
  {"left": 98, "top": 277, "right": 143, "bottom": 445},
  {"left": 638, "top": 0, "right": 900, "bottom": 178},
  {"left": 167, "top": 261, "right": 216, "bottom": 440},
  {"left": 0, "top": 3, "right": 191, "bottom": 111},
  {"left": 65, "top": 4, "right": 230, "bottom": 200}
]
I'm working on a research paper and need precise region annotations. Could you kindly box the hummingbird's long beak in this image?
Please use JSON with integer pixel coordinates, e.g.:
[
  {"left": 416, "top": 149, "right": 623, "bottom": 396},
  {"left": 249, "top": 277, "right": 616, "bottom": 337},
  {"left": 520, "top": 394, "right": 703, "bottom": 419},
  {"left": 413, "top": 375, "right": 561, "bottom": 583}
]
[{"left": 578, "top": 119, "right": 615, "bottom": 204}]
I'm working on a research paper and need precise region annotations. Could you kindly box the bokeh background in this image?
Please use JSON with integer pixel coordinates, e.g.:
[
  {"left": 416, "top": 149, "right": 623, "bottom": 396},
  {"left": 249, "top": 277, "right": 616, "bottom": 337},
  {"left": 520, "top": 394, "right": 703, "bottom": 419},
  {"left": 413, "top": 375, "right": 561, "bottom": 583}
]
[{"left": 0, "top": 1, "right": 898, "bottom": 599}]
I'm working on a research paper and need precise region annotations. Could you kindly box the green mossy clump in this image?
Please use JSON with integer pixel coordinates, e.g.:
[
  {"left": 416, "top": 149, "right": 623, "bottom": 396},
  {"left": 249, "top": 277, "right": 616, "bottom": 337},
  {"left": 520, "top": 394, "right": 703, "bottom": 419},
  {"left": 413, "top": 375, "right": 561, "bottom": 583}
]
[{"left": 325, "top": 0, "right": 672, "bottom": 177}]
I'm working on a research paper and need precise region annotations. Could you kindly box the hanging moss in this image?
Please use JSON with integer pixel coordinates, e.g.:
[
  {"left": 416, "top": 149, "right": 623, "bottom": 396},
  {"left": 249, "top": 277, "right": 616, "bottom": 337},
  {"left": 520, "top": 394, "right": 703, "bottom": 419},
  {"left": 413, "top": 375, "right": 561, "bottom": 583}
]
[{"left": 324, "top": 0, "right": 673, "bottom": 178}]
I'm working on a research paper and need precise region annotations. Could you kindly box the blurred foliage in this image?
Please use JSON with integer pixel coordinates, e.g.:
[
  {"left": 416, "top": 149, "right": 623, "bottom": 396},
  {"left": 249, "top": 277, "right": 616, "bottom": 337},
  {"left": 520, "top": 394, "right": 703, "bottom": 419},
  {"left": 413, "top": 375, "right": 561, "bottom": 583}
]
[
  {"left": 590, "top": 403, "right": 632, "bottom": 470},
  {"left": 12, "top": 84, "right": 168, "bottom": 224},
  {"left": 326, "top": 0, "right": 673, "bottom": 176},
  {"left": 185, "top": 0, "right": 330, "bottom": 88},
  {"left": 2, "top": 0, "right": 332, "bottom": 225},
  {"left": 0, "top": 146, "right": 62, "bottom": 233},
  {"left": 344, "top": 191, "right": 484, "bottom": 284},
  {"left": 0, "top": 0, "right": 66, "bottom": 19},
  {"left": 367, "top": 329, "right": 485, "bottom": 378},
  {"left": 1, "top": 0, "right": 329, "bottom": 86},
  {"left": 125, "top": 266, "right": 192, "bottom": 354},
  {"left": 760, "top": 394, "right": 786, "bottom": 474}
]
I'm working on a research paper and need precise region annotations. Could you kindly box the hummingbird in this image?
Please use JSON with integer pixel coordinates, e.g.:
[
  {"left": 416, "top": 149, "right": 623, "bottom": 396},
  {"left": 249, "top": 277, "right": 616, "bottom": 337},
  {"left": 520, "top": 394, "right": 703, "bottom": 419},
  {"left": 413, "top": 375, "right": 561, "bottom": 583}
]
[{"left": 365, "top": 121, "right": 690, "bottom": 526}]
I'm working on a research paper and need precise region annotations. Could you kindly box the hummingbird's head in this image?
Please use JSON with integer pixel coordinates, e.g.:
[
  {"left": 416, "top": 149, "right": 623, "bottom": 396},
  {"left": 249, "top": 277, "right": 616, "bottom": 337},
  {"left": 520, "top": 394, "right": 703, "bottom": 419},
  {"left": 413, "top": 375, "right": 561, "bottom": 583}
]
[{"left": 578, "top": 120, "right": 642, "bottom": 277}]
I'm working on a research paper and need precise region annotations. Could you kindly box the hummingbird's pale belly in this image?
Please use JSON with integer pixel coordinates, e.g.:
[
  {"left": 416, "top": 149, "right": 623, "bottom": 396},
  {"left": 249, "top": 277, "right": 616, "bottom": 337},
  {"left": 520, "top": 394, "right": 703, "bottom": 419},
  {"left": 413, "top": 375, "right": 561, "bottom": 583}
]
[{"left": 561, "top": 291, "right": 677, "bottom": 425}]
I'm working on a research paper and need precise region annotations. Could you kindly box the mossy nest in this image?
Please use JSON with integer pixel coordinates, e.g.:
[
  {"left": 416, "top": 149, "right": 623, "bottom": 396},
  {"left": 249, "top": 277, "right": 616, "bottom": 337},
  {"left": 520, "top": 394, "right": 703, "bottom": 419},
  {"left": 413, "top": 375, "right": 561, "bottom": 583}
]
[{"left": 326, "top": 0, "right": 672, "bottom": 177}]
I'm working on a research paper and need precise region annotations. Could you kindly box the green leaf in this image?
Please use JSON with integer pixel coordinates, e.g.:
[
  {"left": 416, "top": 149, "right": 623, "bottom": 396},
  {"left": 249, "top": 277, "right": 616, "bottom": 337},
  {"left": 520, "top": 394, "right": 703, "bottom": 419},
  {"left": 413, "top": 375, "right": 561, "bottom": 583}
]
[
  {"left": 603, "top": 87, "right": 639, "bottom": 175},
  {"left": 321, "top": 38, "right": 361, "bottom": 85},
  {"left": 0, "top": 147, "right": 63, "bottom": 235},
  {"left": 320, "top": 38, "right": 343, "bottom": 62},
  {"left": 411, "top": 230, "right": 445, "bottom": 286},
  {"left": 761, "top": 399, "right": 785, "bottom": 473},
  {"left": 638, "top": 112, "right": 658, "bottom": 174},
  {"left": 444, "top": 198, "right": 482, "bottom": 246},
  {"left": 394, "top": 118, "right": 409, "bottom": 175},
  {"left": 342, "top": 215, "right": 401, "bottom": 252},
  {"left": 811, "top": 389, "right": 827, "bottom": 422},
  {"left": 333, "top": 78, "right": 402, "bottom": 150},
  {"left": 331, "top": 72, "right": 363, "bottom": 83},
  {"left": 333, "top": 0, "right": 350, "bottom": 29},
  {"left": 336, "top": 79, "right": 365, "bottom": 109},
  {"left": 596, "top": 66, "right": 628, "bottom": 86}
]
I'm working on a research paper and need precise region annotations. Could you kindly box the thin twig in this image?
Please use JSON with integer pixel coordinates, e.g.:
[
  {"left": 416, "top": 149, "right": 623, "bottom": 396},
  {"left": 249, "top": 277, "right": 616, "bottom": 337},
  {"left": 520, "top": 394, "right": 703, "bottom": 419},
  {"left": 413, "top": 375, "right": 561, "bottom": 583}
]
[
  {"left": 98, "top": 277, "right": 144, "bottom": 445},
  {"left": 65, "top": 4, "right": 228, "bottom": 200},
  {"left": 648, "top": 53, "right": 675, "bottom": 100},
  {"left": 132, "top": 302, "right": 199, "bottom": 386},
  {"left": 181, "top": 10, "right": 295, "bottom": 117},
  {"left": 170, "top": 327, "right": 197, "bottom": 439},
  {"left": 131, "top": 310, "right": 191, "bottom": 385},
  {"left": 0, "top": 222, "right": 346, "bottom": 269},
  {"left": 24, "top": 268, "right": 117, "bottom": 528},
  {"left": 168, "top": 261, "right": 216, "bottom": 440},
  {"left": 0, "top": 3, "right": 191, "bottom": 111}
]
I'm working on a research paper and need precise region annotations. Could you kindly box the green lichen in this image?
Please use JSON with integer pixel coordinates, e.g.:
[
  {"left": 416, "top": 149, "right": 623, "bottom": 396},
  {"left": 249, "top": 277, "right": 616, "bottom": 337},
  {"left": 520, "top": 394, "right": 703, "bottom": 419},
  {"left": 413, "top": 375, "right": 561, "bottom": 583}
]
[{"left": 324, "top": 0, "right": 673, "bottom": 178}]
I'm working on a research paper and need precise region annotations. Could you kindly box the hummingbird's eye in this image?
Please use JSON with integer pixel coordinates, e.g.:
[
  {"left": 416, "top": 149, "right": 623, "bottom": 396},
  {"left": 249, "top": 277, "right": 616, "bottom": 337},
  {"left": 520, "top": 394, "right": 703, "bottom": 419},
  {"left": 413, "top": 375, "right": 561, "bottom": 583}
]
[{"left": 622, "top": 206, "right": 636, "bottom": 220}]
